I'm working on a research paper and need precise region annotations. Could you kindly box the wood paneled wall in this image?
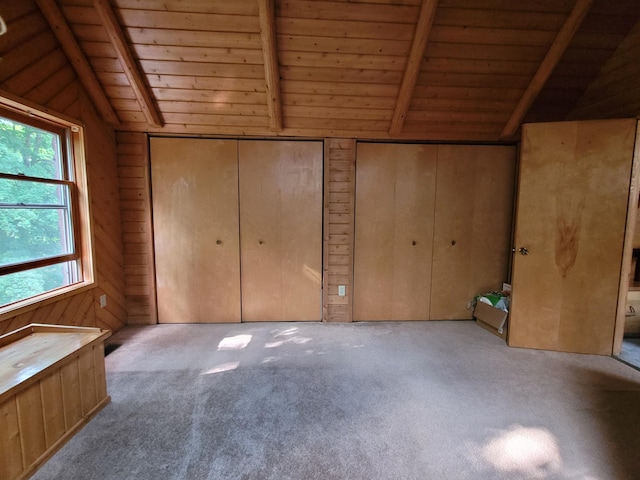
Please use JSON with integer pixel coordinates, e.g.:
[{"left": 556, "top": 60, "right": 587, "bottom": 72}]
[
  {"left": 569, "top": 18, "right": 640, "bottom": 120},
  {"left": 117, "top": 132, "right": 156, "bottom": 325},
  {"left": 323, "top": 139, "right": 356, "bottom": 322},
  {"left": 9, "top": 0, "right": 639, "bottom": 140},
  {"left": 0, "top": 2, "right": 126, "bottom": 334}
]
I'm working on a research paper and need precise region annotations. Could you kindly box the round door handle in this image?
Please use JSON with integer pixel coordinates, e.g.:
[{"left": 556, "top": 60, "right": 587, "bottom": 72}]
[
  {"left": 412, "top": 241, "right": 417, "bottom": 246},
  {"left": 451, "top": 240, "right": 456, "bottom": 246},
  {"left": 259, "top": 240, "right": 264, "bottom": 245},
  {"left": 518, "top": 247, "right": 529, "bottom": 255},
  {"left": 216, "top": 240, "right": 222, "bottom": 245}
]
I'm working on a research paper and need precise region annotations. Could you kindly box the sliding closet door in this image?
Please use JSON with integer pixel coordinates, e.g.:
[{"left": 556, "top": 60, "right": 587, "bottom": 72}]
[
  {"left": 151, "top": 138, "right": 241, "bottom": 323},
  {"left": 353, "top": 143, "right": 437, "bottom": 321},
  {"left": 429, "top": 145, "right": 516, "bottom": 320},
  {"left": 238, "top": 140, "right": 323, "bottom": 321}
]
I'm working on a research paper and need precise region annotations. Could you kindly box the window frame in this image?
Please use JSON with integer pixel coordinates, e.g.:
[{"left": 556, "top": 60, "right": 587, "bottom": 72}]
[{"left": 0, "top": 93, "right": 95, "bottom": 317}]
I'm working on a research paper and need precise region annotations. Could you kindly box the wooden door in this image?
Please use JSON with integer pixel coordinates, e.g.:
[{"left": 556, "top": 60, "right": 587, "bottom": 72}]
[
  {"left": 430, "top": 145, "right": 516, "bottom": 319},
  {"left": 509, "top": 119, "right": 637, "bottom": 354},
  {"left": 353, "top": 143, "right": 437, "bottom": 321},
  {"left": 238, "top": 140, "right": 323, "bottom": 321},
  {"left": 150, "top": 138, "right": 241, "bottom": 323}
]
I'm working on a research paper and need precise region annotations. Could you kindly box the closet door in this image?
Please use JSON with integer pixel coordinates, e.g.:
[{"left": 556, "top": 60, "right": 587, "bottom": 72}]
[
  {"left": 509, "top": 119, "right": 636, "bottom": 354},
  {"left": 150, "top": 138, "right": 241, "bottom": 323},
  {"left": 353, "top": 143, "right": 437, "bottom": 321},
  {"left": 238, "top": 140, "right": 323, "bottom": 321},
  {"left": 429, "top": 145, "right": 516, "bottom": 319}
]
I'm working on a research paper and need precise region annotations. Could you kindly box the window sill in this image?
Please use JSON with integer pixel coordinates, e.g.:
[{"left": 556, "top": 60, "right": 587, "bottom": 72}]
[{"left": 0, "top": 281, "right": 96, "bottom": 323}]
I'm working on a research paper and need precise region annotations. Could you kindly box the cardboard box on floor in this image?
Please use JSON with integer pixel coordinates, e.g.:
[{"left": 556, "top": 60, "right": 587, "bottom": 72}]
[{"left": 474, "top": 301, "right": 508, "bottom": 341}]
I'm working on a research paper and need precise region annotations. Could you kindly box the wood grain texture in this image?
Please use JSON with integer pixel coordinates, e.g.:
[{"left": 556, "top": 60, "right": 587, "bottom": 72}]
[
  {"left": 36, "top": 0, "right": 120, "bottom": 126},
  {"left": 510, "top": 119, "right": 637, "bottom": 355},
  {"left": 0, "top": 324, "right": 110, "bottom": 480},
  {"left": 6, "top": 0, "right": 640, "bottom": 140},
  {"left": 117, "top": 132, "right": 157, "bottom": 324},
  {"left": 40, "top": 373, "right": 66, "bottom": 448},
  {"left": 569, "top": 18, "right": 640, "bottom": 120},
  {"left": 389, "top": 0, "right": 439, "bottom": 135},
  {"left": 0, "top": 3, "right": 126, "bottom": 335},
  {"left": 613, "top": 121, "right": 640, "bottom": 354},
  {"left": 0, "top": 290, "right": 95, "bottom": 336},
  {"left": 92, "top": 0, "right": 163, "bottom": 127},
  {"left": 0, "top": 398, "right": 23, "bottom": 480},
  {"left": 239, "top": 140, "right": 323, "bottom": 321},
  {"left": 61, "top": 359, "right": 82, "bottom": 430},
  {"left": 354, "top": 143, "right": 437, "bottom": 321},
  {"left": 77, "top": 348, "right": 97, "bottom": 415},
  {"left": 430, "top": 145, "right": 516, "bottom": 319},
  {"left": 151, "top": 138, "right": 241, "bottom": 324},
  {"left": 258, "top": 0, "right": 283, "bottom": 131},
  {"left": 0, "top": 327, "right": 108, "bottom": 400},
  {"left": 16, "top": 382, "right": 46, "bottom": 468},
  {"left": 323, "top": 139, "right": 356, "bottom": 322},
  {"left": 501, "top": 0, "right": 593, "bottom": 138}
]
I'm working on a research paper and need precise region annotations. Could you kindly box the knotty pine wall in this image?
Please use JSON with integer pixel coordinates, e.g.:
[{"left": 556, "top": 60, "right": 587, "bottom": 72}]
[
  {"left": 116, "top": 132, "right": 156, "bottom": 325},
  {"left": 0, "top": 2, "right": 126, "bottom": 334},
  {"left": 323, "top": 139, "right": 356, "bottom": 322}
]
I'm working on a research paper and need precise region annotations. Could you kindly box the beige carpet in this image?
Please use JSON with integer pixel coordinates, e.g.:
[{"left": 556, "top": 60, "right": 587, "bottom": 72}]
[{"left": 32, "top": 321, "right": 640, "bottom": 480}]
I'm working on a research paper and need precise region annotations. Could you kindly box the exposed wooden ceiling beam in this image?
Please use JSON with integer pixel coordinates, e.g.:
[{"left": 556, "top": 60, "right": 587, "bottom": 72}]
[
  {"left": 389, "top": 0, "right": 439, "bottom": 136},
  {"left": 36, "top": 0, "right": 120, "bottom": 126},
  {"left": 258, "top": 0, "right": 283, "bottom": 132},
  {"left": 92, "top": 0, "right": 163, "bottom": 128},
  {"left": 501, "top": 0, "right": 593, "bottom": 139}
]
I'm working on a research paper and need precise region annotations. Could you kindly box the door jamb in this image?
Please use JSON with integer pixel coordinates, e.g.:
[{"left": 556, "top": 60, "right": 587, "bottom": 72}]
[{"left": 613, "top": 121, "right": 640, "bottom": 355}]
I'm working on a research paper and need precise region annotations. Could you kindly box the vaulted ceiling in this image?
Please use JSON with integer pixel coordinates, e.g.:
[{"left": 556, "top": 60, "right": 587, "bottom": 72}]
[{"left": 2, "top": 0, "right": 640, "bottom": 142}]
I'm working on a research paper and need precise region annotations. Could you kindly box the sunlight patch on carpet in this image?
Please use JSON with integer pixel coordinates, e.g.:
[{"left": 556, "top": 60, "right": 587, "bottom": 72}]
[
  {"left": 217, "top": 335, "right": 252, "bottom": 351},
  {"left": 479, "top": 425, "right": 562, "bottom": 478},
  {"left": 265, "top": 336, "right": 312, "bottom": 348},
  {"left": 202, "top": 362, "right": 240, "bottom": 375}
]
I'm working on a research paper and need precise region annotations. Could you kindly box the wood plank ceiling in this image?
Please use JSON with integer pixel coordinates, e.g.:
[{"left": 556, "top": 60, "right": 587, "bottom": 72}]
[{"left": 7, "top": 0, "right": 640, "bottom": 142}]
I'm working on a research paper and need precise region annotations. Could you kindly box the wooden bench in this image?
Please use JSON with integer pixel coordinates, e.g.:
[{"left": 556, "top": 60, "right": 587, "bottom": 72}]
[{"left": 0, "top": 324, "right": 111, "bottom": 480}]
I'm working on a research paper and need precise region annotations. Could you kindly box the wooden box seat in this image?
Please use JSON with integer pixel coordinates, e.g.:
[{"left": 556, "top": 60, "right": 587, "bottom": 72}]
[{"left": 0, "top": 324, "right": 111, "bottom": 480}]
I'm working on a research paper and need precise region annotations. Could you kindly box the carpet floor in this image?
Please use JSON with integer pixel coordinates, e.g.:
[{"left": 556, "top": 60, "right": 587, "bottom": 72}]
[
  {"left": 32, "top": 321, "right": 640, "bottom": 480},
  {"left": 618, "top": 338, "right": 640, "bottom": 370}
]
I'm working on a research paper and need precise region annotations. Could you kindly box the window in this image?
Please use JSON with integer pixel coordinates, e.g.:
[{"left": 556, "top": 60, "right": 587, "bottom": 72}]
[{"left": 0, "top": 98, "right": 93, "bottom": 311}]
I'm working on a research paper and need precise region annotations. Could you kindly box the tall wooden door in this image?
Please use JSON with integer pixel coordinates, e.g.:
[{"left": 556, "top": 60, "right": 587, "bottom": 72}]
[
  {"left": 238, "top": 140, "right": 323, "bottom": 321},
  {"left": 150, "top": 138, "right": 241, "bottom": 323},
  {"left": 430, "top": 145, "right": 516, "bottom": 319},
  {"left": 509, "top": 119, "right": 637, "bottom": 354},
  {"left": 353, "top": 143, "right": 437, "bottom": 320}
]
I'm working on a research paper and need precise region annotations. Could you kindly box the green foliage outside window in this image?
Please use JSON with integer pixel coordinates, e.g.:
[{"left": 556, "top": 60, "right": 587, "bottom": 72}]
[{"left": 0, "top": 117, "right": 73, "bottom": 307}]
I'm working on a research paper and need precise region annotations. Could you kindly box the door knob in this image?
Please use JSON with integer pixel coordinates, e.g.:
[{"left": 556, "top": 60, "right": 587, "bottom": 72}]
[{"left": 518, "top": 247, "right": 529, "bottom": 255}]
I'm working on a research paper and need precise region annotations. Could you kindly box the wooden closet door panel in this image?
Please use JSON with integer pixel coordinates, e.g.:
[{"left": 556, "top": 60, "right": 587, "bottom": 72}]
[
  {"left": 239, "top": 140, "right": 323, "bottom": 321},
  {"left": 509, "top": 119, "right": 636, "bottom": 354},
  {"left": 430, "top": 145, "right": 516, "bottom": 319},
  {"left": 354, "top": 143, "right": 437, "bottom": 321},
  {"left": 150, "top": 138, "right": 241, "bottom": 323}
]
